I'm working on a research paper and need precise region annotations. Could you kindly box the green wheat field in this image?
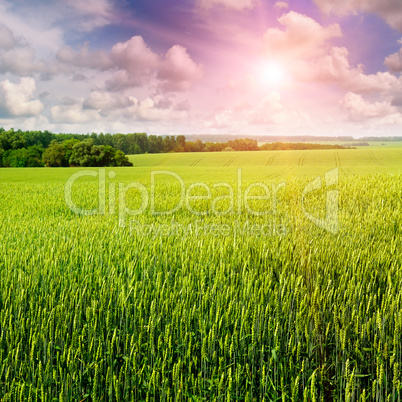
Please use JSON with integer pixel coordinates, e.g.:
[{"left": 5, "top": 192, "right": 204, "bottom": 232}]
[{"left": 0, "top": 146, "right": 401, "bottom": 401}]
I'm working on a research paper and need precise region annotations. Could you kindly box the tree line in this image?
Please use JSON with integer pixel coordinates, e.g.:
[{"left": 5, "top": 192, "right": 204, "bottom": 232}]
[
  {"left": 0, "top": 128, "right": 353, "bottom": 167},
  {"left": 0, "top": 128, "right": 132, "bottom": 167}
]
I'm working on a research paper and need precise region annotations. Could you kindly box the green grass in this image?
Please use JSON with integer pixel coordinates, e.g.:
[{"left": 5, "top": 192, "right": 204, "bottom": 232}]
[{"left": 0, "top": 148, "right": 401, "bottom": 400}]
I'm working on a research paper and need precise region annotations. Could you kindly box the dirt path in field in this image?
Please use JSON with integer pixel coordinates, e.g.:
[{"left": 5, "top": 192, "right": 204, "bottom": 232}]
[
  {"left": 265, "top": 153, "right": 278, "bottom": 166},
  {"left": 190, "top": 158, "right": 202, "bottom": 166},
  {"left": 368, "top": 151, "right": 383, "bottom": 166},
  {"left": 298, "top": 153, "right": 307, "bottom": 166},
  {"left": 334, "top": 152, "right": 347, "bottom": 175},
  {"left": 223, "top": 156, "right": 239, "bottom": 167},
  {"left": 156, "top": 158, "right": 171, "bottom": 166}
]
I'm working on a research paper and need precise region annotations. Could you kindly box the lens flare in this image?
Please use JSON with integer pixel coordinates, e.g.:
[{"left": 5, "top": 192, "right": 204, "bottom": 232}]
[{"left": 260, "top": 62, "right": 288, "bottom": 87}]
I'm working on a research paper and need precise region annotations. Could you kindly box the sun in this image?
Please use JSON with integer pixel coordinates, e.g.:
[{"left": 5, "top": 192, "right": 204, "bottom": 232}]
[{"left": 259, "top": 62, "right": 288, "bottom": 87}]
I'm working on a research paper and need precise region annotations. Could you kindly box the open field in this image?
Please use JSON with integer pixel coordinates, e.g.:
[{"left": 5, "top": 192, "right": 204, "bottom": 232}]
[
  {"left": 257, "top": 141, "right": 402, "bottom": 149},
  {"left": 128, "top": 146, "right": 402, "bottom": 178},
  {"left": 0, "top": 147, "right": 401, "bottom": 400}
]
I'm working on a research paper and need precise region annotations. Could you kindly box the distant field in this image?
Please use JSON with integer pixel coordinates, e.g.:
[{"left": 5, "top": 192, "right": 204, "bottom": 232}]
[
  {"left": 257, "top": 141, "right": 402, "bottom": 148},
  {"left": 128, "top": 147, "right": 402, "bottom": 179},
  {"left": 361, "top": 141, "right": 402, "bottom": 148}
]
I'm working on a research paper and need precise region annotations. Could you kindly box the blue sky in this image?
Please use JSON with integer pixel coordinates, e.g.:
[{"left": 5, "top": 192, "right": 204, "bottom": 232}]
[{"left": 0, "top": 0, "right": 402, "bottom": 136}]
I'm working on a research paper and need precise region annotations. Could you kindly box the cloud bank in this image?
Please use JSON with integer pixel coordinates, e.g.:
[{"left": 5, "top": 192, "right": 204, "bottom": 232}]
[
  {"left": 313, "top": 0, "right": 402, "bottom": 31},
  {"left": 0, "top": 1, "right": 401, "bottom": 136}
]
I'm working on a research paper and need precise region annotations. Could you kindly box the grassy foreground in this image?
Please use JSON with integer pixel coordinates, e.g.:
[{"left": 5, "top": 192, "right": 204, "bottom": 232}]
[{"left": 0, "top": 148, "right": 401, "bottom": 401}]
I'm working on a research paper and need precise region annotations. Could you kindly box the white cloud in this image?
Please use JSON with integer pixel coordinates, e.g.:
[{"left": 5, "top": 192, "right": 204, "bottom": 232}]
[
  {"left": 133, "top": 97, "right": 188, "bottom": 121},
  {"left": 105, "top": 71, "right": 140, "bottom": 92},
  {"left": 295, "top": 46, "right": 402, "bottom": 95},
  {"left": 50, "top": 98, "right": 100, "bottom": 123},
  {"left": 341, "top": 92, "right": 397, "bottom": 119},
  {"left": 50, "top": 92, "right": 189, "bottom": 126},
  {"left": 105, "top": 36, "right": 160, "bottom": 91},
  {"left": 208, "top": 108, "right": 236, "bottom": 128},
  {"left": 248, "top": 92, "right": 285, "bottom": 125},
  {"left": 0, "top": 46, "right": 40, "bottom": 76},
  {"left": 385, "top": 45, "right": 402, "bottom": 73},
  {"left": 0, "top": 0, "right": 115, "bottom": 39},
  {"left": 0, "top": 3, "right": 63, "bottom": 54},
  {"left": 83, "top": 91, "right": 131, "bottom": 110},
  {"left": 261, "top": 14, "right": 402, "bottom": 98},
  {"left": 352, "top": 71, "right": 402, "bottom": 93},
  {"left": 56, "top": 43, "right": 113, "bottom": 71},
  {"left": 341, "top": 92, "right": 402, "bottom": 125},
  {"left": 0, "top": 23, "right": 38, "bottom": 75},
  {"left": 263, "top": 12, "right": 342, "bottom": 61},
  {"left": 205, "top": 93, "right": 311, "bottom": 131},
  {"left": 0, "top": 27, "right": 203, "bottom": 94},
  {"left": 0, "top": 77, "right": 44, "bottom": 117},
  {"left": 248, "top": 94, "right": 311, "bottom": 128},
  {"left": 72, "top": 73, "right": 87, "bottom": 81},
  {"left": 157, "top": 45, "right": 204, "bottom": 92},
  {"left": 197, "top": 0, "right": 256, "bottom": 11},
  {"left": 313, "top": 0, "right": 363, "bottom": 15},
  {"left": 0, "top": 24, "right": 19, "bottom": 50},
  {"left": 111, "top": 36, "right": 159, "bottom": 72},
  {"left": 274, "top": 2, "right": 289, "bottom": 10},
  {"left": 0, "top": 23, "right": 59, "bottom": 76},
  {"left": 153, "top": 94, "right": 175, "bottom": 110},
  {"left": 63, "top": 0, "right": 115, "bottom": 31},
  {"left": 56, "top": 37, "right": 160, "bottom": 83},
  {"left": 20, "top": 115, "right": 51, "bottom": 131},
  {"left": 104, "top": 38, "right": 203, "bottom": 92},
  {"left": 313, "top": 0, "right": 402, "bottom": 31},
  {"left": 1, "top": 1, "right": 399, "bottom": 135}
]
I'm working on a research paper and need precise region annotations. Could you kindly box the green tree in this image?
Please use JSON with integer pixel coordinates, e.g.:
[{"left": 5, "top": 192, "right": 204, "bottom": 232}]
[
  {"left": 205, "top": 142, "right": 224, "bottom": 152},
  {"left": 148, "top": 135, "right": 163, "bottom": 153},
  {"left": 63, "top": 139, "right": 81, "bottom": 166},
  {"left": 126, "top": 133, "right": 149, "bottom": 154},
  {"left": 227, "top": 138, "right": 258, "bottom": 151},
  {"left": 135, "top": 133, "right": 149, "bottom": 153},
  {"left": 113, "top": 134, "right": 129, "bottom": 153},
  {"left": 0, "top": 129, "right": 26, "bottom": 151},
  {"left": 26, "top": 145, "right": 45, "bottom": 166},
  {"left": 185, "top": 139, "right": 205, "bottom": 152},
  {"left": 163, "top": 135, "right": 176, "bottom": 153},
  {"left": 69, "top": 139, "right": 96, "bottom": 167},
  {"left": 114, "top": 150, "right": 133, "bottom": 166},
  {"left": 22, "top": 130, "right": 53, "bottom": 148},
  {"left": 91, "top": 145, "right": 116, "bottom": 167},
  {"left": 175, "top": 135, "right": 186, "bottom": 152},
  {"left": 66, "top": 139, "right": 132, "bottom": 167},
  {"left": 3, "top": 146, "right": 43, "bottom": 167},
  {"left": 42, "top": 141, "right": 66, "bottom": 167}
]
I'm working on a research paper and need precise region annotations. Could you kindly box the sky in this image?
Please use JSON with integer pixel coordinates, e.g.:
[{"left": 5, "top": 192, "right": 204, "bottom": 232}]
[{"left": 0, "top": 0, "right": 402, "bottom": 137}]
